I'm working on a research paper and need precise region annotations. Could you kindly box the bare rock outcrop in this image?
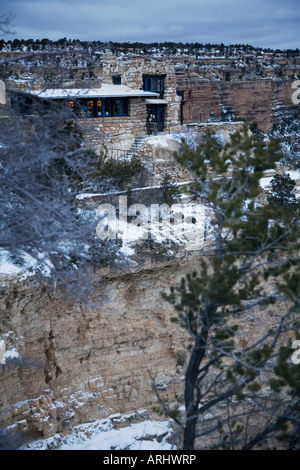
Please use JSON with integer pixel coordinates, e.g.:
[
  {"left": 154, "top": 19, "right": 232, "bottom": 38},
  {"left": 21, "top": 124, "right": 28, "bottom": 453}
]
[{"left": 0, "top": 254, "right": 199, "bottom": 443}]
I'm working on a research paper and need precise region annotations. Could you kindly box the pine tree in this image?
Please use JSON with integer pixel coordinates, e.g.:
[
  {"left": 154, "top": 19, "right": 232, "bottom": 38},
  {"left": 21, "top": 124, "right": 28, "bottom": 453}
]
[
  {"left": 163, "top": 126, "right": 300, "bottom": 450},
  {"left": 268, "top": 172, "right": 297, "bottom": 210}
]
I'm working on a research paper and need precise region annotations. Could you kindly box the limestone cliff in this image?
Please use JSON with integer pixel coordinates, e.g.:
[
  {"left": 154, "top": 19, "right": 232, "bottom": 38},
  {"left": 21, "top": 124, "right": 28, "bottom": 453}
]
[{"left": 0, "top": 253, "right": 200, "bottom": 443}]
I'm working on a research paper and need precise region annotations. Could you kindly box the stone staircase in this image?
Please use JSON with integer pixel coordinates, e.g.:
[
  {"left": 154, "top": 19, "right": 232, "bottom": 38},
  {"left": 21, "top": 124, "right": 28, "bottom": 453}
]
[
  {"left": 108, "top": 133, "right": 194, "bottom": 186},
  {"left": 124, "top": 135, "right": 149, "bottom": 160}
]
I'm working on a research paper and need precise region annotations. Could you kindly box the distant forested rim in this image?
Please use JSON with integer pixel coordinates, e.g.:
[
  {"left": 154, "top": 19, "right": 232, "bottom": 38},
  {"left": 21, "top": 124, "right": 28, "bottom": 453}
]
[{"left": 0, "top": 38, "right": 300, "bottom": 55}]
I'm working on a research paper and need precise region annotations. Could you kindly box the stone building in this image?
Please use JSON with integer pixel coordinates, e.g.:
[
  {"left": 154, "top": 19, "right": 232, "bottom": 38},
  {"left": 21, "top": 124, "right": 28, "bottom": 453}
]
[{"left": 6, "top": 55, "right": 183, "bottom": 147}]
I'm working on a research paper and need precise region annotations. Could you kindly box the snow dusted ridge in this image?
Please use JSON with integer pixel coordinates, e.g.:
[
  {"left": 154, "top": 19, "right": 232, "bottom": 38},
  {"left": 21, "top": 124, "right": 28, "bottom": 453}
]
[{"left": 19, "top": 413, "right": 176, "bottom": 451}]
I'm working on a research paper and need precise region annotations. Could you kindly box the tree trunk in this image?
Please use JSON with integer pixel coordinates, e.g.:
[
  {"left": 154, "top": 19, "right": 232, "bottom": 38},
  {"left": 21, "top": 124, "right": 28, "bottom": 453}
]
[{"left": 183, "top": 333, "right": 207, "bottom": 450}]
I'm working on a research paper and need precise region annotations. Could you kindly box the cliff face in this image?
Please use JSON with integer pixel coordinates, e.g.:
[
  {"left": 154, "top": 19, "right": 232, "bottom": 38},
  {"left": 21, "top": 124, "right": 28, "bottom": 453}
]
[
  {"left": 174, "top": 52, "right": 300, "bottom": 132},
  {"left": 177, "top": 76, "right": 300, "bottom": 133},
  {"left": 0, "top": 255, "right": 200, "bottom": 442},
  {"left": 0, "top": 249, "right": 288, "bottom": 447}
]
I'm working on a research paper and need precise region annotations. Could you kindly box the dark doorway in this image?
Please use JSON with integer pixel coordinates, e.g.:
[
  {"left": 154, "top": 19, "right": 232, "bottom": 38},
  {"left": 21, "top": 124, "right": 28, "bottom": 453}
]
[{"left": 146, "top": 104, "right": 165, "bottom": 132}]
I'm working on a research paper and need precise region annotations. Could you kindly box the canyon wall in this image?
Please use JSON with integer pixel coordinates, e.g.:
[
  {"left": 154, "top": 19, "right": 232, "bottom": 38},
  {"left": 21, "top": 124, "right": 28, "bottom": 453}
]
[
  {"left": 0, "top": 246, "right": 289, "bottom": 447},
  {"left": 1, "top": 46, "right": 299, "bottom": 446},
  {"left": 177, "top": 77, "right": 300, "bottom": 133},
  {"left": 175, "top": 53, "right": 300, "bottom": 132},
  {"left": 0, "top": 253, "right": 201, "bottom": 443}
]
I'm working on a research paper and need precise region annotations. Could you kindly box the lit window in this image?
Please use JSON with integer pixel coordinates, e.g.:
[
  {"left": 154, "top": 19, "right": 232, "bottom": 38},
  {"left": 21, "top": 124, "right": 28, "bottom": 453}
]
[
  {"left": 96, "top": 99, "right": 103, "bottom": 116},
  {"left": 68, "top": 98, "right": 128, "bottom": 118},
  {"left": 68, "top": 101, "right": 75, "bottom": 113},
  {"left": 86, "top": 100, "right": 94, "bottom": 116},
  {"left": 97, "top": 99, "right": 111, "bottom": 116}
]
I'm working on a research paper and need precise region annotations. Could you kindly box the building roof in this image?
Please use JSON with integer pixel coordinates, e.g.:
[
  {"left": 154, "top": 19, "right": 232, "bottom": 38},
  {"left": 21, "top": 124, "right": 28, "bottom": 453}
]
[
  {"left": 30, "top": 84, "right": 160, "bottom": 100},
  {"left": 146, "top": 99, "right": 168, "bottom": 105}
]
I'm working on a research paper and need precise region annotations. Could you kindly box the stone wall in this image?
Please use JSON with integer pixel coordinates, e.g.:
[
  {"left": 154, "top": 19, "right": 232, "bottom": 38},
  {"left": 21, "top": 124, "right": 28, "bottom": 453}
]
[
  {"left": 179, "top": 80, "right": 221, "bottom": 124},
  {"left": 220, "top": 80, "right": 274, "bottom": 131},
  {"left": 77, "top": 98, "right": 148, "bottom": 146}
]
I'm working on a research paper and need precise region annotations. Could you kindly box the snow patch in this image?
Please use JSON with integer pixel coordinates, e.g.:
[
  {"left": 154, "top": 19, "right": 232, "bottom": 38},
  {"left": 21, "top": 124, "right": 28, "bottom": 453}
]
[
  {"left": 0, "top": 249, "right": 54, "bottom": 278},
  {"left": 146, "top": 134, "right": 180, "bottom": 148},
  {"left": 19, "top": 416, "right": 175, "bottom": 451},
  {"left": 260, "top": 171, "right": 300, "bottom": 189},
  {"left": 0, "top": 250, "right": 23, "bottom": 275},
  {"left": 4, "top": 348, "right": 19, "bottom": 360}
]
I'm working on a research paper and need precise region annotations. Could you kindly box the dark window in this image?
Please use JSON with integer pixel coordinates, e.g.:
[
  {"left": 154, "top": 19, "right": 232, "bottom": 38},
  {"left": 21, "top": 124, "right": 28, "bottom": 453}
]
[
  {"left": 143, "top": 76, "right": 164, "bottom": 93},
  {"left": 113, "top": 99, "right": 128, "bottom": 116},
  {"left": 11, "top": 94, "right": 34, "bottom": 115},
  {"left": 147, "top": 104, "right": 164, "bottom": 125},
  {"left": 77, "top": 99, "right": 89, "bottom": 117},
  {"left": 112, "top": 75, "right": 121, "bottom": 85},
  {"left": 176, "top": 90, "right": 185, "bottom": 100}
]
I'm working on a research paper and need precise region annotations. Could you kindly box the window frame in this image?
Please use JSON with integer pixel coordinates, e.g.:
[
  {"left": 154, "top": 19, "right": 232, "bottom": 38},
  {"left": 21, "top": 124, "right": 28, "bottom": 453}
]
[
  {"left": 143, "top": 76, "right": 164, "bottom": 93},
  {"left": 113, "top": 98, "right": 128, "bottom": 116},
  {"left": 86, "top": 100, "right": 94, "bottom": 117},
  {"left": 112, "top": 75, "right": 121, "bottom": 85},
  {"left": 66, "top": 97, "right": 128, "bottom": 117},
  {"left": 96, "top": 98, "right": 111, "bottom": 117}
]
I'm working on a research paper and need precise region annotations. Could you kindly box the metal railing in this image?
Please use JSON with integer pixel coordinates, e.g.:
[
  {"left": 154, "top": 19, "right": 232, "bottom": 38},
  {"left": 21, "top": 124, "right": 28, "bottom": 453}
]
[
  {"left": 147, "top": 122, "right": 159, "bottom": 135},
  {"left": 147, "top": 122, "right": 169, "bottom": 135}
]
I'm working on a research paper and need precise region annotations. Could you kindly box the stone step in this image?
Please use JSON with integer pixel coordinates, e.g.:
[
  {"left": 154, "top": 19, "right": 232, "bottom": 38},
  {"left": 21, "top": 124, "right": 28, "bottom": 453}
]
[{"left": 123, "top": 135, "right": 148, "bottom": 159}]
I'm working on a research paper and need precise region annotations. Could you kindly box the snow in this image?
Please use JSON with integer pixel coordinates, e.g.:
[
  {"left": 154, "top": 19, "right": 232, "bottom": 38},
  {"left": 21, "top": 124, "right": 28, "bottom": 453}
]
[
  {"left": 145, "top": 132, "right": 199, "bottom": 150},
  {"left": 146, "top": 99, "right": 168, "bottom": 105},
  {"left": 260, "top": 171, "right": 300, "bottom": 189},
  {"left": 286, "top": 171, "right": 300, "bottom": 181},
  {"left": 145, "top": 134, "right": 181, "bottom": 148},
  {"left": 77, "top": 180, "right": 193, "bottom": 200},
  {"left": 0, "top": 250, "right": 23, "bottom": 275},
  {"left": 30, "top": 84, "right": 159, "bottom": 100},
  {"left": 0, "top": 249, "right": 54, "bottom": 278},
  {"left": 4, "top": 348, "right": 19, "bottom": 360},
  {"left": 20, "top": 416, "right": 176, "bottom": 451},
  {"left": 259, "top": 176, "right": 274, "bottom": 188},
  {"left": 118, "top": 243, "right": 136, "bottom": 257}
]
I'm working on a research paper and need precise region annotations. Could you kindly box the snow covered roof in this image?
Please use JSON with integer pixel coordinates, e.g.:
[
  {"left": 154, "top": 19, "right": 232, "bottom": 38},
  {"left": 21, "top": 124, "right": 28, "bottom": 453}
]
[
  {"left": 146, "top": 99, "right": 168, "bottom": 105},
  {"left": 30, "top": 84, "right": 160, "bottom": 100}
]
